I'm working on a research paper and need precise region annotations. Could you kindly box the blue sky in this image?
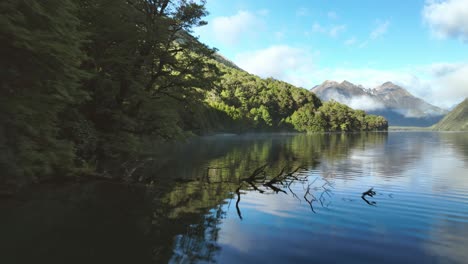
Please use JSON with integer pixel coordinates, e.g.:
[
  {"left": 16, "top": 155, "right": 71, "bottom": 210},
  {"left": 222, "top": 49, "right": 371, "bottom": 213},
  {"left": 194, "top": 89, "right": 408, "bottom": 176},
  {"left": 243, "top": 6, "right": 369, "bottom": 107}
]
[{"left": 194, "top": 0, "right": 468, "bottom": 108}]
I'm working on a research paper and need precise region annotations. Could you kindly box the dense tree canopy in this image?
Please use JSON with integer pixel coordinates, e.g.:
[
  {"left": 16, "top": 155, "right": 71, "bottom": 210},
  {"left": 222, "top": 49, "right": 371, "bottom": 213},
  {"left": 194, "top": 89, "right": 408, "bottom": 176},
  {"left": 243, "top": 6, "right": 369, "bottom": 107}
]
[
  {"left": 0, "top": 0, "right": 219, "bottom": 185},
  {"left": 206, "top": 63, "right": 388, "bottom": 133},
  {"left": 0, "top": 0, "right": 87, "bottom": 184},
  {"left": 0, "top": 0, "right": 387, "bottom": 187}
]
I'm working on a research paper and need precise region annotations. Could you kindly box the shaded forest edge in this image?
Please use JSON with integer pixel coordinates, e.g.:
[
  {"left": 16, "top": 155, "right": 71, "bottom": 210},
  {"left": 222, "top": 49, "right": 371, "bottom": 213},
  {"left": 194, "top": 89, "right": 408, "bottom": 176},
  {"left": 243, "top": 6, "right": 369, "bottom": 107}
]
[{"left": 0, "top": 0, "right": 388, "bottom": 189}]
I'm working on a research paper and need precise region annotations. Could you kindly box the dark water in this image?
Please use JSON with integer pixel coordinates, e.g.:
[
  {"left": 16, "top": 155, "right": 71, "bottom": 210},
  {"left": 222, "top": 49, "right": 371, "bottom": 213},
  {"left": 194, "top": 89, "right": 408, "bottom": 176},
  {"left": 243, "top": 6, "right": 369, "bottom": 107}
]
[{"left": 1, "top": 132, "right": 468, "bottom": 264}]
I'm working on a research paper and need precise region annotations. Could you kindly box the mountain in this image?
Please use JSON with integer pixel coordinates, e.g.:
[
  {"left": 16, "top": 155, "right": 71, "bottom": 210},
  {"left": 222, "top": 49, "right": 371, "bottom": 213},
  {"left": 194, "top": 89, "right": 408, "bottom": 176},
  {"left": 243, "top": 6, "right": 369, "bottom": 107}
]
[
  {"left": 433, "top": 98, "right": 468, "bottom": 131},
  {"left": 212, "top": 53, "right": 244, "bottom": 71},
  {"left": 311, "top": 80, "right": 448, "bottom": 126}
]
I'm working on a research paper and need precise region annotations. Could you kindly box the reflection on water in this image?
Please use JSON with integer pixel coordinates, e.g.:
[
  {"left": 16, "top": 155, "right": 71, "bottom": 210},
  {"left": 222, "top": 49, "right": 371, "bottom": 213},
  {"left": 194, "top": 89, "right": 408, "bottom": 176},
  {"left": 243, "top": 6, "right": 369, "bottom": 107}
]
[{"left": 1, "top": 132, "right": 468, "bottom": 263}]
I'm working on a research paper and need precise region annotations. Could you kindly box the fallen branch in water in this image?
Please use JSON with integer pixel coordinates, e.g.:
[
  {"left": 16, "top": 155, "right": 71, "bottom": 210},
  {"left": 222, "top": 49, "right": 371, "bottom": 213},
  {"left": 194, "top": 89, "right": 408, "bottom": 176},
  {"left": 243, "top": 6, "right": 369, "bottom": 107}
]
[
  {"left": 303, "top": 181, "right": 317, "bottom": 213},
  {"left": 288, "top": 180, "right": 301, "bottom": 202},
  {"left": 235, "top": 186, "right": 243, "bottom": 220},
  {"left": 241, "top": 164, "right": 268, "bottom": 182},
  {"left": 232, "top": 165, "right": 335, "bottom": 219},
  {"left": 240, "top": 164, "right": 268, "bottom": 193},
  {"left": 263, "top": 166, "right": 304, "bottom": 194},
  {"left": 123, "top": 158, "right": 154, "bottom": 182},
  {"left": 361, "top": 188, "right": 377, "bottom": 206},
  {"left": 362, "top": 188, "right": 376, "bottom": 197}
]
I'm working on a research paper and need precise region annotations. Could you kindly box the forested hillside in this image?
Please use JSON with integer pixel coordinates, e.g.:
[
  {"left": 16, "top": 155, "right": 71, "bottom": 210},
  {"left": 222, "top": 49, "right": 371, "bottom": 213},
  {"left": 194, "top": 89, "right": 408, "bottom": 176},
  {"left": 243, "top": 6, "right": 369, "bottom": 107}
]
[
  {"left": 0, "top": 0, "right": 387, "bottom": 187},
  {"left": 433, "top": 98, "right": 468, "bottom": 131},
  {"left": 207, "top": 62, "right": 389, "bottom": 133}
]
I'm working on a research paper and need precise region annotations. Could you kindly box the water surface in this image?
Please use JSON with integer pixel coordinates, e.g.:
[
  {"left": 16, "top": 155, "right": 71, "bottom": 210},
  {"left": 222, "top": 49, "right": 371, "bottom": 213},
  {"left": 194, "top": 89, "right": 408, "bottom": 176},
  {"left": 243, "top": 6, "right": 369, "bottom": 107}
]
[{"left": 1, "top": 132, "right": 468, "bottom": 263}]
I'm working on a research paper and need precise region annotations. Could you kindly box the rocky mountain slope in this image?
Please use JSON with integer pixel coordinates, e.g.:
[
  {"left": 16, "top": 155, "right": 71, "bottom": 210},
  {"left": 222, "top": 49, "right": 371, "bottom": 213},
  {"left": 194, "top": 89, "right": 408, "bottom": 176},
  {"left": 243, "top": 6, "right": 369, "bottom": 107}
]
[
  {"left": 311, "top": 80, "right": 448, "bottom": 126},
  {"left": 433, "top": 98, "right": 468, "bottom": 131}
]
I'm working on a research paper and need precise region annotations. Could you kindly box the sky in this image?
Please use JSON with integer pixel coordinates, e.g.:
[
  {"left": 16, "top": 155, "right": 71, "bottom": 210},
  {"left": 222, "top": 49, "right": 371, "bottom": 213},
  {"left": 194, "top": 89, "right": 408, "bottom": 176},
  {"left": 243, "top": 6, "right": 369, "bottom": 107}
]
[{"left": 193, "top": 0, "right": 468, "bottom": 108}]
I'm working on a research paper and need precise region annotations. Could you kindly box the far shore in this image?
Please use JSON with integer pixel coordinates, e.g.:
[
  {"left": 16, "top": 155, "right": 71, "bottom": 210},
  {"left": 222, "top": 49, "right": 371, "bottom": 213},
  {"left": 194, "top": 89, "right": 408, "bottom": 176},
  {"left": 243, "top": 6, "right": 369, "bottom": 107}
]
[{"left": 389, "top": 126, "right": 432, "bottom": 131}]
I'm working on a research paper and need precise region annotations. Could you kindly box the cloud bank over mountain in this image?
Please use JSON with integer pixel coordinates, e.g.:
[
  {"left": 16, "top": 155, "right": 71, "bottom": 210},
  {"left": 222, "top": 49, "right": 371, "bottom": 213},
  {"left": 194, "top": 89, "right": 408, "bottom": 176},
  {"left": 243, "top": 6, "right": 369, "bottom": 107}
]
[
  {"left": 311, "top": 80, "right": 449, "bottom": 125},
  {"left": 423, "top": 0, "right": 468, "bottom": 42}
]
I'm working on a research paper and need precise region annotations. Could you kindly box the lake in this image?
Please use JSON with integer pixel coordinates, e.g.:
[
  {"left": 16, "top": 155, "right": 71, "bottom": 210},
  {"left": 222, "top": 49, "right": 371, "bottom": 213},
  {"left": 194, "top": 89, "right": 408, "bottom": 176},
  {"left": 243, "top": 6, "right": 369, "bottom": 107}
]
[{"left": 1, "top": 132, "right": 468, "bottom": 264}]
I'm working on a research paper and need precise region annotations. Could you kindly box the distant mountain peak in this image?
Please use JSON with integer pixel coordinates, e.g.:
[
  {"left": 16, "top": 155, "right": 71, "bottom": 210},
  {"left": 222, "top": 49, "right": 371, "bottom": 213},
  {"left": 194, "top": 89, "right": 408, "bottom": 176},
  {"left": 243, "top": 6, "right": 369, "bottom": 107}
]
[
  {"left": 311, "top": 79, "right": 448, "bottom": 126},
  {"left": 381, "top": 81, "right": 396, "bottom": 86},
  {"left": 322, "top": 80, "right": 340, "bottom": 86},
  {"left": 374, "top": 81, "right": 412, "bottom": 97},
  {"left": 376, "top": 81, "right": 400, "bottom": 90}
]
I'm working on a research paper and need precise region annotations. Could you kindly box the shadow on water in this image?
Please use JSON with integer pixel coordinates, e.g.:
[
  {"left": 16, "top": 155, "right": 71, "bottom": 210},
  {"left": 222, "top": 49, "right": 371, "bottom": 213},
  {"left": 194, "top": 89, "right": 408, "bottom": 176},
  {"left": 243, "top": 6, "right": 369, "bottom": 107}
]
[{"left": 8, "top": 132, "right": 460, "bottom": 263}]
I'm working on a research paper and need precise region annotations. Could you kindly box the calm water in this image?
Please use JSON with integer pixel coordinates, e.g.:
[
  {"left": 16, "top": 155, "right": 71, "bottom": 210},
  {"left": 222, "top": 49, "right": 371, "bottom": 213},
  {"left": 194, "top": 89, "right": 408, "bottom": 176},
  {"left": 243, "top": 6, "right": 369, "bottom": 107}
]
[{"left": 1, "top": 132, "right": 468, "bottom": 263}]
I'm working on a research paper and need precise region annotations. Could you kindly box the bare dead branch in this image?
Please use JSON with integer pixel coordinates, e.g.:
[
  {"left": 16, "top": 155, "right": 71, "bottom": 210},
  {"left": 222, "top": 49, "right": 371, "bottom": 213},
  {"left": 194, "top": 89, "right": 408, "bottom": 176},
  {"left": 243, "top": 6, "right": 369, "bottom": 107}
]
[
  {"left": 361, "top": 188, "right": 377, "bottom": 206},
  {"left": 235, "top": 186, "right": 243, "bottom": 220}
]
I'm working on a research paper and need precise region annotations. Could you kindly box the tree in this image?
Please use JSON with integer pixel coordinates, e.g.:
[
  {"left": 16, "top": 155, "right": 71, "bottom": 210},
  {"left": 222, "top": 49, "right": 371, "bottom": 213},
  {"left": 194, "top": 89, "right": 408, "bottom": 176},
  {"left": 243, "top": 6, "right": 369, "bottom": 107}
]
[
  {"left": 76, "top": 0, "right": 219, "bottom": 163},
  {"left": 0, "top": 0, "right": 87, "bottom": 184}
]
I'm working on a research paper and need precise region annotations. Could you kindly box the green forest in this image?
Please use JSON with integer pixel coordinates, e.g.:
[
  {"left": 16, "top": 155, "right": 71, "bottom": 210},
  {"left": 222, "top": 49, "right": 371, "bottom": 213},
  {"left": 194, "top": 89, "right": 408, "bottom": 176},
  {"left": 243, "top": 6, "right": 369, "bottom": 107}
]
[{"left": 0, "top": 0, "right": 388, "bottom": 187}]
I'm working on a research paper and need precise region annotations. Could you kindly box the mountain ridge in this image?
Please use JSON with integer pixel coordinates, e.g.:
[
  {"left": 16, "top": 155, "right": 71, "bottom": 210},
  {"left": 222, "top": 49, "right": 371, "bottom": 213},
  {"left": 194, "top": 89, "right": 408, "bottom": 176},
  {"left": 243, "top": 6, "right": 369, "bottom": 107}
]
[
  {"left": 311, "top": 80, "right": 448, "bottom": 126},
  {"left": 433, "top": 98, "right": 468, "bottom": 131}
]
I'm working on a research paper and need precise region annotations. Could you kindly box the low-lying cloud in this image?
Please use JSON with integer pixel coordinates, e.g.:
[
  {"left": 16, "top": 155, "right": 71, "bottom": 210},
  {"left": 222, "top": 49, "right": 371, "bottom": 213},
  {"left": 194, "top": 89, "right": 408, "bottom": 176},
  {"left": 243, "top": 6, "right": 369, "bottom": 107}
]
[
  {"left": 312, "top": 64, "right": 468, "bottom": 109},
  {"left": 232, "top": 45, "right": 467, "bottom": 109},
  {"left": 348, "top": 96, "right": 386, "bottom": 111},
  {"left": 321, "top": 90, "right": 385, "bottom": 111}
]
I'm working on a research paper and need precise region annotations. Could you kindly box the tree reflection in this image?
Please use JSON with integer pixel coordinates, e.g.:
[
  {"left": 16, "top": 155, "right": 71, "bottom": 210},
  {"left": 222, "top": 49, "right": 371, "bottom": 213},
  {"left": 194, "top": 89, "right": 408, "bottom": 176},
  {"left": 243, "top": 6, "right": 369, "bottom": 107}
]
[
  {"left": 146, "top": 133, "right": 390, "bottom": 262},
  {"left": 229, "top": 165, "right": 334, "bottom": 219},
  {"left": 1, "top": 133, "right": 395, "bottom": 264},
  {"left": 168, "top": 205, "right": 224, "bottom": 263}
]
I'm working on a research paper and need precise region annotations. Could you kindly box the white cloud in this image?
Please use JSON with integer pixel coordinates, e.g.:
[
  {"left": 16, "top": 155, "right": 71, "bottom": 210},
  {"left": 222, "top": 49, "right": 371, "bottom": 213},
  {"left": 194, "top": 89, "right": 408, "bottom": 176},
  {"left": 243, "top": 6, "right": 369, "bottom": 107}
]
[
  {"left": 358, "top": 40, "right": 369, "bottom": 48},
  {"left": 311, "top": 63, "right": 468, "bottom": 108},
  {"left": 312, "top": 23, "right": 326, "bottom": 33},
  {"left": 370, "top": 20, "right": 390, "bottom": 39},
  {"left": 257, "top": 9, "right": 269, "bottom": 16},
  {"left": 323, "top": 89, "right": 385, "bottom": 111},
  {"left": 431, "top": 63, "right": 468, "bottom": 105},
  {"left": 423, "top": 0, "right": 468, "bottom": 42},
  {"left": 344, "top": 37, "right": 357, "bottom": 46},
  {"left": 234, "top": 45, "right": 316, "bottom": 88},
  {"left": 329, "top": 25, "right": 347, "bottom": 37},
  {"left": 312, "top": 23, "right": 347, "bottom": 38},
  {"left": 354, "top": 20, "right": 390, "bottom": 48},
  {"left": 274, "top": 31, "right": 285, "bottom": 40},
  {"left": 327, "top": 11, "right": 338, "bottom": 19},
  {"left": 427, "top": 62, "right": 463, "bottom": 76},
  {"left": 296, "top": 7, "right": 309, "bottom": 16},
  {"left": 211, "top": 11, "right": 263, "bottom": 45},
  {"left": 348, "top": 96, "right": 385, "bottom": 111},
  {"left": 233, "top": 46, "right": 468, "bottom": 107}
]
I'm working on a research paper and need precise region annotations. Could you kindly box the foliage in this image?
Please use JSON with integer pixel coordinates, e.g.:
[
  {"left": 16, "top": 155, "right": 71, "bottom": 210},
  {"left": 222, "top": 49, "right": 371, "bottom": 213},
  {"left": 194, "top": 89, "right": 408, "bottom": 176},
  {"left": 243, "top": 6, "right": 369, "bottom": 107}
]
[
  {"left": 0, "top": 0, "right": 87, "bottom": 184},
  {"left": 0, "top": 0, "right": 388, "bottom": 186},
  {"left": 207, "top": 64, "right": 387, "bottom": 133},
  {"left": 0, "top": 0, "right": 218, "bottom": 185},
  {"left": 206, "top": 64, "right": 323, "bottom": 132}
]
